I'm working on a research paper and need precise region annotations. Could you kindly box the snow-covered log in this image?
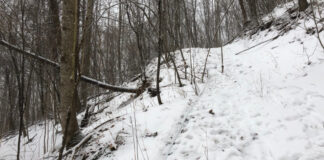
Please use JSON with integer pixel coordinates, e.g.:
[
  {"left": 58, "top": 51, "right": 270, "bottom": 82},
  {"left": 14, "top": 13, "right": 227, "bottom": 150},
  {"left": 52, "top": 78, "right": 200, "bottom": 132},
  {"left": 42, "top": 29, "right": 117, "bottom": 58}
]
[
  {"left": 0, "top": 39, "right": 140, "bottom": 93},
  {"left": 80, "top": 75, "right": 139, "bottom": 93}
]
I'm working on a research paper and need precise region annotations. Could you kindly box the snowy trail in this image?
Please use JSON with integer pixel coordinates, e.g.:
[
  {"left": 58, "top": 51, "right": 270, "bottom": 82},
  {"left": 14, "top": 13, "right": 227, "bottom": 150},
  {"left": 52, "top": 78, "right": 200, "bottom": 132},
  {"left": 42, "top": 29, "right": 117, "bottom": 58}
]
[
  {"left": 162, "top": 97, "right": 197, "bottom": 158},
  {"left": 165, "top": 34, "right": 324, "bottom": 160},
  {"left": 2, "top": 4, "right": 324, "bottom": 159}
]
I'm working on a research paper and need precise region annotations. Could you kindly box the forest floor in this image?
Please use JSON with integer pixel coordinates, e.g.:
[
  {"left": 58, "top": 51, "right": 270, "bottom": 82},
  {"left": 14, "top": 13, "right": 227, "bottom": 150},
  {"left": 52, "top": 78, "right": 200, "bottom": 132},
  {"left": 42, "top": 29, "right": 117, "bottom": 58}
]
[{"left": 1, "top": 2, "right": 324, "bottom": 160}]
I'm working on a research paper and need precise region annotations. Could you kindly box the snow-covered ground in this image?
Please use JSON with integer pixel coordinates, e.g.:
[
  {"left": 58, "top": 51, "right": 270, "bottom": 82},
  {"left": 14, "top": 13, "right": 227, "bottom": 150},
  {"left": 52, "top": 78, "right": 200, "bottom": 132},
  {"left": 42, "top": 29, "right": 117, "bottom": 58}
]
[{"left": 1, "top": 2, "right": 324, "bottom": 160}]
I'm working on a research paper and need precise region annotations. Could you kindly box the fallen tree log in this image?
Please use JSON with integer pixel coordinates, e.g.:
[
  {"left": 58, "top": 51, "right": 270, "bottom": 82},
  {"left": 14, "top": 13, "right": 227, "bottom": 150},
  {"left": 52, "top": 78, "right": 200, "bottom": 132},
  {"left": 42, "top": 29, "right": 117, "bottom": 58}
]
[
  {"left": 0, "top": 39, "right": 140, "bottom": 93},
  {"left": 80, "top": 75, "right": 139, "bottom": 93},
  {"left": 0, "top": 39, "right": 60, "bottom": 68}
]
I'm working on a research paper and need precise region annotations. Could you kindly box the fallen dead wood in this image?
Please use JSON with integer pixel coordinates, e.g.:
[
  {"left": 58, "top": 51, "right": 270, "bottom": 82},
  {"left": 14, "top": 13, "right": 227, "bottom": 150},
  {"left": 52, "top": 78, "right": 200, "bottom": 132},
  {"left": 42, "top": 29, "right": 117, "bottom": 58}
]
[
  {"left": 0, "top": 39, "right": 60, "bottom": 68},
  {"left": 0, "top": 39, "right": 140, "bottom": 93},
  {"left": 80, "top": 75, "right": 139, "bottom": 93},
  {"left": 61, "top": 115, "right": 125, "bottom": 159},
  {"left": 234, "top": 35, "right": 280, "bottom": 55},
  {"left": 65, "top": 134, "right": 93, "bottom": 158}
]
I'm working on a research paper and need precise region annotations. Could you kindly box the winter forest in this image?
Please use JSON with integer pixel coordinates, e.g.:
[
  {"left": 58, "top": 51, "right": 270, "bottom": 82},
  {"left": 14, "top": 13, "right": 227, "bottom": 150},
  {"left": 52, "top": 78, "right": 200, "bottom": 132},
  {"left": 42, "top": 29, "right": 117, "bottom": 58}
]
[{"left": 0, "top": 0, "right": 324, "bottom": 159}]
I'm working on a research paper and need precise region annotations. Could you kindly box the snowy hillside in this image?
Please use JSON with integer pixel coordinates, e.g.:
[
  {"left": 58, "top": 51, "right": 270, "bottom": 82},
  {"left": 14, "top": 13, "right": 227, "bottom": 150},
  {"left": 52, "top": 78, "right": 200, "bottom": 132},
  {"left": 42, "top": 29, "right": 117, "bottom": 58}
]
[{"left": 1, "top": 2, "right": 324, "bottom": 160}]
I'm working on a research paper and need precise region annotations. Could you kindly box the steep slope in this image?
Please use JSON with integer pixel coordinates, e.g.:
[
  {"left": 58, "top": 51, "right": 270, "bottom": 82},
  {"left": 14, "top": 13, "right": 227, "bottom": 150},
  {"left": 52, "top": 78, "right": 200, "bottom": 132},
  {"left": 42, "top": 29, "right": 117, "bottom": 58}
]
[
  {"left": 79, "top": 3, "right": 324, "bottom": 160},
  {"left": 1, "top": 2, "right": 324, "bottom": 160}
]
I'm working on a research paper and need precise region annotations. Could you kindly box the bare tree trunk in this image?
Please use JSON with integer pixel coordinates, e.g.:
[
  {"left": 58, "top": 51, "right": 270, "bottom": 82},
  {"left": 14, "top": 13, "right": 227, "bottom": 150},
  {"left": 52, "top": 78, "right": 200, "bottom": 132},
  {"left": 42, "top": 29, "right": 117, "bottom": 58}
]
[
  {"left": 5, "top": 67, "right": 16, "bottom": 132},
  {"left": 125, "top": 1, "right": 147, "bottom": 82},
  {"left": 48, "top": 0, "right": 61, "bottom": 60},
  {"left": 80, "top": 0, "right": 95, "bottom": 127},
  {"left": 168, "top": 52, "right": 183, "bottom": 87},
  {"left": 156, "top": 0, "right": 163, "bottom": 105},
  {"left": 182, "top": 0, "right": 194, "bottom": 47},
  {"left": 238, "top": 0, "right": 248, "bottom": 26},
  {"left": 59, "top": 0, "right": 81, "bottom": 149},
  {"left": 17, "top": 0, "right": 26, "bottom": 159},
  {"left": 299, "top": 0, "right": 309, "bottom": 11},
  {"left": 203, "top": 0, "right": 212, "bottom": 47},
  {"left": 247, "top": 0, "right": 258, "bottom": 25},
  {"left": 221, "top": 39, "right": 224, "bottom": 73},
  {"left": 48, "top": 0, "right": 61, "bottom": 125},
  {"left": 191, "top": 0, "right": 198, "bottom": 47},
  {"left": 117, "top": 0, "right": 123, "bottom": 83}
]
